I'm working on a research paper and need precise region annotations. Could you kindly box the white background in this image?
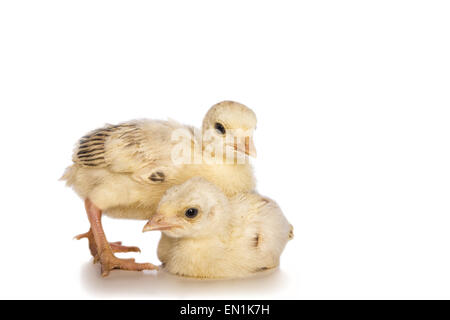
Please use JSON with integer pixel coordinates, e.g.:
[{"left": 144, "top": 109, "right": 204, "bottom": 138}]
[{"left": 0, "top": 1, "right": 449, "bottom": 299}]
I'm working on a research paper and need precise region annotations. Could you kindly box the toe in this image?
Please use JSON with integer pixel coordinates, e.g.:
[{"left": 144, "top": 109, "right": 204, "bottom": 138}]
[{"left": 110, "top": 243, "right": 141, "bottom": 253}]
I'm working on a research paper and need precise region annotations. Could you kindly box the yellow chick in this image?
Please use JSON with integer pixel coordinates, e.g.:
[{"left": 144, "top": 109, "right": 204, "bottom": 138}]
[
  {"left": 61, "top": 101, "right": 257, "bottom": 276},
  {"left": 143, "top": 177, "right": 293, "bottom": 279}
]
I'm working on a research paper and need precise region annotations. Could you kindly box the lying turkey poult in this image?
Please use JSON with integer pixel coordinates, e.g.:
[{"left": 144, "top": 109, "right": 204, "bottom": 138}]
[{"left": 143, "top": 177, "right": 293, "bottom": 279}]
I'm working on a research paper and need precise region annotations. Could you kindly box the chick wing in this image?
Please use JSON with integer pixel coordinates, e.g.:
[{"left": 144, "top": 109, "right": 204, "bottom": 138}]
[{"left": 73, "top": 120, "right": 187, "bottom": 182}]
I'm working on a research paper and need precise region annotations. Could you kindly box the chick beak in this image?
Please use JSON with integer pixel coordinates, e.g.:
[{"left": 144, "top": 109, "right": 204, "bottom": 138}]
[
  {"left": 142, "top": 217, "right": 180, "bottom": 232},
  {"left": 235, "top": 137, "right": 256, "bottom": 158}
]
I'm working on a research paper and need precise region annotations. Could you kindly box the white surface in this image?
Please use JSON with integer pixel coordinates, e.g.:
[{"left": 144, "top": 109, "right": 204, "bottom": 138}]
[{"left": 1, "top": 1, "right": 449, "bottom": 299}]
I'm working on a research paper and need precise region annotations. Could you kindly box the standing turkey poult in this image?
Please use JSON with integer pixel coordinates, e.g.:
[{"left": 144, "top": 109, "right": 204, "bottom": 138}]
[
  {"left": 143, "top": 177, "right": 293, "bottom": 279},
  {"left": 61, "top": 101, "right": 257, "bottom": 276}
]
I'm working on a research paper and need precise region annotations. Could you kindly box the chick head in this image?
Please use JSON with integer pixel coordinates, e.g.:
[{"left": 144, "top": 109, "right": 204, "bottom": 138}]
[
  {"left": 202, "top": 100, "right": 257, "bottom": 158},
  {"left": 143, "top": 177, "right": 229, "bottom": 238}
]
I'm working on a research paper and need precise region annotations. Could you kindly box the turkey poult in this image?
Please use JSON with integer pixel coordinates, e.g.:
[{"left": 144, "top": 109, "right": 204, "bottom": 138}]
[
  {"left": 143, "top": 177, "right": 293, "bottom": 279},
  {"left": 61, "top": 101, "right": 257, "bottom": 276}
]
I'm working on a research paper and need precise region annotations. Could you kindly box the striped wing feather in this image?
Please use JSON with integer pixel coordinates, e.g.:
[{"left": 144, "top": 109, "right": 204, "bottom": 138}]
[{"left": 73, "top": 123, "right": 149, "bottom": 172}]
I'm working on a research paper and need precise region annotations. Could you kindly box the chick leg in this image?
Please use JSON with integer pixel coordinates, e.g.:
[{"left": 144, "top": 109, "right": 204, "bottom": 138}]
[
  {"left": 83, "top": 199, "right": 158, "bottom": 277},
  {"left": 75, "top": 230, "right": 141, "bottom": 264}
]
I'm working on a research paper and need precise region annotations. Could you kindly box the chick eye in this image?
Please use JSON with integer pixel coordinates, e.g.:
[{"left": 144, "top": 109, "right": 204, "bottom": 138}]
[
  {"left": 214, "top": 122, "right": 226, "bottom": 135},
  {"left": 185, "top": 208, "right": 198, "bottom": 219}
]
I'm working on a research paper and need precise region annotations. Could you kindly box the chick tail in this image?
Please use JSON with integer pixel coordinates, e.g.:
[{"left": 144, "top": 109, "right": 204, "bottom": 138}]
[
  {"left": 59, "top": 165, "right": 76, "bottom": 186},
  {"left": 288, "top": 224, "right": 294, "bottom": 240}
]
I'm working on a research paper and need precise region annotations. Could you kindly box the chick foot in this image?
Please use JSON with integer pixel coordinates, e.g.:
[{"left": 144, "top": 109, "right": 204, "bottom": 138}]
[
  {"left": 81, "top": 199, "right": 158, "bottom": 276},
  {"left": 75, "top": 230, "right": 141, "bottom": 264},
  {"left": 98, "top": 254, "right": 158, "bottom": 277}
]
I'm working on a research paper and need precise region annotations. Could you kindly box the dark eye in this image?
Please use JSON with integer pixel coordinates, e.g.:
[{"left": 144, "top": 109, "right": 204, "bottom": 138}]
[
  {"left": 185, "top": 208, "right": 198, "bottom": 218},
  {"left": 214, "top": 122, "right": 226, "bottom": 135}
]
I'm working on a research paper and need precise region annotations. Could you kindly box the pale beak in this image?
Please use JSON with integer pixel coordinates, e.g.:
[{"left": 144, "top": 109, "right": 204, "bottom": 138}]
[
  {"left": 142, "top": 216, "right": 181, "bottom": 232},
  {"left": 235, "top": 137, "right": 256, "bottom": 158}
]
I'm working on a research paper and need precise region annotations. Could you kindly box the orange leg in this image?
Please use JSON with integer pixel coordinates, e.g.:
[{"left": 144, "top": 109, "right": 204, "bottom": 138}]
[{"left": 76, "top": 199, "right": 158, "bottom": 277}]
